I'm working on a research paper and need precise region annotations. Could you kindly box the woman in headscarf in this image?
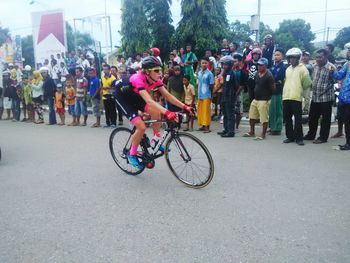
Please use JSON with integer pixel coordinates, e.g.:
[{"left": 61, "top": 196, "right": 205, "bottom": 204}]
[
  {"left": 31, "top": 70, "right": 44, "bottom": 124},
  {"left": 9, "top": 69, "right": 21, "bottom": 121}
]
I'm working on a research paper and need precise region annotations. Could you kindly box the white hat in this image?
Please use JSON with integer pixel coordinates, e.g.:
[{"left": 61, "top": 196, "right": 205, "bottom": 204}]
[{"left": 39, "top": 66, "right": 49, "bottom": 72}]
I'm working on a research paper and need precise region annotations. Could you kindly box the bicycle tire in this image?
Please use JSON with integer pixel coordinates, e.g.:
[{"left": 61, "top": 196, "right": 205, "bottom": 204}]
[
  {"left": 109, "top": 127, "right": 145, "bottom": 175},
  {"left": 164, "top": 132, "right": 214, "bottom": 188}
]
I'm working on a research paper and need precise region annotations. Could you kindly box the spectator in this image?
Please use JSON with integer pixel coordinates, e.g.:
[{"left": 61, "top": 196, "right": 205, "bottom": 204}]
[
  {"left": 229, "top": 42, "right": 238, "bottom": 55},
  {"left": 183, "top": 75, "right": 195, "bottom": 131},
  {"left": 168, "top": 52, "right": 178, "bottom": 70},
  {"left": 197, "top": 57, "right": 214, "bottom": 133},
  {"left": 50, "top": 59, "right": 60, "bottom": 85},
  {"left": 77, "top": 54, "right": 90, "bottom": 72},
  {"left": 32, "top": 70, "right": 44, "bottom": 124},
  {"left": 205, "top": 50, "right": 216, "bottom": 74},
  {"left": 232, "top": 53, "right": 247, "bottom": 131},
  {"left": 301, "top": 50, "right": 313, "bottom": 114},
  {"left": 331, "top": 45, "right": 350, "bottom": 150},
  {"left": 212, "top": 67, "right": 223, "bottom": 119},
  {"left": 117, "top": 57, "right": 127, "bottom": 78},
  {"left": 9, "top": 69, "right": 21, "bottom": 121},
  {"left": 2, "top": 70, "right": 12, "bottom": 120},
  {"left": 22, "top": 76, "right": 34, "bottom": 122},
  {"left": 304, "top": 49, "right": 336, "bottom": 144},
  {"left": 131, "top": 54, "right": 142, "bottom": 71},
  {"left": 150, "top": 47, "right": 162, "bottom": 65},
  {"left": 55, "top": 83, "right": 66, "bottom": 125},
  {"left": 41, "top": 66, "right": 57, "bottom": 125},
  {"left": 218, "top": 38, "right": 230, "bottom": 56},
  {"left": 244, "top": 58, "right": 275, "bottom": 140},
  {"left": 247, "top": 48, "right": 262, "bottom": 104},
  {"left": 88, "top": 68, "right": 102, "bottom": 128},
  {"left": 0, "top": 83, "right": 3, "bottom": 120},
  {"left": 101, "top": 64, "right": 117, "bottom": 128},
  {"left": 269, "top": 48, "right": 286, "bottom": 135},
  {"left": 184, "top": 44, "right": 198, "bottom": 89},
  {"left": 325, "top": 43, "right": 336, "bottom": 64},
  {"left": 58, "top": 62, "right": 69, "bottom": 83},
  {"left": 242, "top": 39, "right": 252, "bottom": 62},
  {"left": 262, "top": 34, "right": 275, "bottom": 68},
  {"left": 282, "top": 48, "right": 312, "bottom": 146},
  {"left": 111, "top": 66, "right": 124, "bottom": 125},
  {"left": 218, "top": 55, "right": 238, "bottom": 138},
  {"left": 75, "top": 67, "right": 89, "bottom": 126},
  {"left": 65, "top": 76, "right": 77, "bottom": 126},
  {"left": 167, "top": 66, "right": 184, "bottom": 111},
  {"left": 66, "top": 53, "right": 76, "bottom": 76}
]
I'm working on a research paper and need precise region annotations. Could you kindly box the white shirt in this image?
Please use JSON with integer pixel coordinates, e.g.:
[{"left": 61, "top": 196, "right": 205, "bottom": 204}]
[{"left": 32, "top": 80, "right": 44, "bottom": 98}]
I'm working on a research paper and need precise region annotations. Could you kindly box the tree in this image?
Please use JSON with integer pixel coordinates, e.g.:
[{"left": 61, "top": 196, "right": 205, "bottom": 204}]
[
  {"left": 145, "top": 0, "right": 174, "bottom": 60},
  {"left": 21, "top": 35, "right": 35, "bottom": 67},
  {"left": 228, "top": 20, "right": 252, "bottom": 50},
  {"left": 174, "top": 0, "right": 229, "bottom": 56},
  {"left": 66, "top": 22, "right": 94, "bottom": 53},
  {"left": 333, "top": 26, "right": 350, "bottom": 49},
  {"left": 259, "top": 22, "right": 274, "bottom": 43},
  {"left": 274, "top": 19, "right": 315, "bottom": 52},
  {"left": 120, "top": 0, "right": 152, "bottom": 57},
  {"left": 0, "top": 27, "right": 10, "bottom": 46}
]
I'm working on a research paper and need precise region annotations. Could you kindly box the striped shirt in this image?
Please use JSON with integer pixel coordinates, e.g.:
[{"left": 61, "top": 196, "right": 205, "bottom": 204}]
[
  {"left": 76, "top": 77, "right": 88, "bottom": 100},
  {"left": 311, "top": 62, "right": 335, "bottom": 103}
]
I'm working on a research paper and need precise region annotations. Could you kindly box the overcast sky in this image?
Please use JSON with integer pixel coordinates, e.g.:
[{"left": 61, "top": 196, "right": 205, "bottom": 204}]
[{"left": 1, "top": 0, "right": 349, "bottom": 51}]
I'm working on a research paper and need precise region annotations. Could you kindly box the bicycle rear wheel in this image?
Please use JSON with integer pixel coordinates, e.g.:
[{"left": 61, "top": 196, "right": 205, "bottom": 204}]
[
  {"left": 164, "top": 132, "right": 214, "bottom": 188},
  {"left": 109, "top": 127, "right": 145, "bottom": 175}
]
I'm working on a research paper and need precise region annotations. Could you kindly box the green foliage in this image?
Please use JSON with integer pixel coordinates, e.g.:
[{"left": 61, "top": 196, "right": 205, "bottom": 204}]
[
  {"left": 120, "top": 0, "right": 152, "bottom": 57},
  {"left": 0, "top": 27, "right": 10, "bottom": 46},
  {"left": 145, "top": 0, "right": 174, "bottom": 60},
  {"left": 174, "top": 0, "right": 228, "bottom": 56},
  {"left": 21, "top": 35, "right": 35, "bottom": 67},
  {"left": 333, "top": 26, "right": 350, "bottom": 49},
  {"left": 275, "top": 19, "right": 315, "bottom": 52},
  {"left": 66, "top": 22, "right": 94, "bottom": 53},
  {"left": 259, "top": 22, "right": 274, "bottom": 43},
  {"left": 228, "top": 20, "right": 252, "bottom": 50}
]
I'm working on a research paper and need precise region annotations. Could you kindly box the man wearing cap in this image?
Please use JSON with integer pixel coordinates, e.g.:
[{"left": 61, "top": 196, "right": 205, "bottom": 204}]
[
  {"left": 41, "top": 67, "right": 57, "bottom": 125},
  {"left": 282, "top": 48, "right": 312, "bottom": 146},
  {"left": 262, "top": 34, "right": 275, "bottom": 68},
  {"left": 244, "top": 58, "right": 275, "bottom": 140},
  {"left": 247, "top": 48, "right": 262, "bottom": 104},
  {"left": 301, "top": 50, "right": 313, "bottom": 114}
]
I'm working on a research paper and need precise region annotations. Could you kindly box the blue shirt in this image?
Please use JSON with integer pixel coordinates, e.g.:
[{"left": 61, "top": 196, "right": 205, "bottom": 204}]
[
  {"left": 89, "top": 76, "right": 101, "bottom": 100},
  {"left": 198, "top": 69, "right": 214, "bottom": 99},
  {"left": 333, "top": 62, "right": 350, "bottom": 105},
  {"left": 271, "top": 62, "right": 286, "bottom": 95}
]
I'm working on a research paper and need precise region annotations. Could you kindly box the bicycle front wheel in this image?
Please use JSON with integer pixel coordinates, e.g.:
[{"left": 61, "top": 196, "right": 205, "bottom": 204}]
[
  {"left": 164, "top": 132, "right": 214, "bottom": 188},
  {"left": 109, "top": 127, "right": 145, "bottom": 175}
]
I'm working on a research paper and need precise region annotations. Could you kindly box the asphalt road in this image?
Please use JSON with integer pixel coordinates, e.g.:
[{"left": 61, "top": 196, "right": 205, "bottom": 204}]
[{"left": 0, "top": 115, "right": 349, "bottom": 263}]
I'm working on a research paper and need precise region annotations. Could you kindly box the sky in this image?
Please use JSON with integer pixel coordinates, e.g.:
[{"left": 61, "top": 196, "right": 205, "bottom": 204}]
[{"left": 0, "top": 0, "right": 349, "bottom": 52}]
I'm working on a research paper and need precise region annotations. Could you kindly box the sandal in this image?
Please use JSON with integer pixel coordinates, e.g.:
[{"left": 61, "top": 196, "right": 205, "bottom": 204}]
[
  {"left": 243, "top": 132, "right": 254, "bottom": 137},
  {"left": 254, "top": 136, "right": 265, "bottom": 141}
]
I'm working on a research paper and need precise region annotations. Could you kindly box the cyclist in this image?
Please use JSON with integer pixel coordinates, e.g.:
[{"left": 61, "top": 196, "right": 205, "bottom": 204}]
[{"left": 114, "top": 56, "right": 193, "bottom": 169}]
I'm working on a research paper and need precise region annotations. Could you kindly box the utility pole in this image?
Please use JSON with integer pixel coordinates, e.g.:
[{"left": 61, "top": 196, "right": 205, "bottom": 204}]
[
  {"left": 326, "top": 27, "right": 330, "bottom": 44},
  {"left": 256, "top": 0, "right": 261, "bottom": 43},
  {"left": 73, "top": 19, "right": 77, "bottom": 54},
  {"left": 323, "top": 0, "right": 328, "bottom": 42},
  {"left": 104, "top": 0, "right": 109, "bottom": 63}
]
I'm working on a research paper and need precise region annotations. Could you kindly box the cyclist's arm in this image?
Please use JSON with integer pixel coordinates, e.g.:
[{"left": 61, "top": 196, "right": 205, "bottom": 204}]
[
  {"left": 139, "top": 89, "right": 167, "bottom": 115},
  {"left": 158, "top": 86, "right": 185, "bottom": 109}
]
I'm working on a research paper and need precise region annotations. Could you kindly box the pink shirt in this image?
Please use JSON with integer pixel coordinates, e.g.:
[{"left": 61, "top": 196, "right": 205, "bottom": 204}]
[{"left": 130, "top": 73, "right": 163, "bottom": 94}]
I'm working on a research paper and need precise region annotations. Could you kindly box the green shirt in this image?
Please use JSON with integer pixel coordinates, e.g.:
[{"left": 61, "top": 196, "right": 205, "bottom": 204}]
[{"left": 23, "top": 84, "right": 32, "bottom": 105}]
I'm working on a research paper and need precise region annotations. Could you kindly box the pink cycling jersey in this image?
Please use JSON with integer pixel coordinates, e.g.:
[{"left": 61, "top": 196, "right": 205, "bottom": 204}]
[{"left": 129, "top": 73, "right": 163, "bottom": 94}]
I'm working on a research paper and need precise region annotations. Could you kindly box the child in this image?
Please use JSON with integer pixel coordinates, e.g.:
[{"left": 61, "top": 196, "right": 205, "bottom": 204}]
[
  {"left": 65, "top": 77, "right": 77, "bottom": 126},
  {"left": 213, "top": 67, "right": 223, "bottom": 119},
  {"left": 55, "top": 83, "right": 66, "bottom": 125},
  {"left": 22, "top": 77, "right": 35, "bottom": 122},
  {"left": 183, "top": 75, "right": 195, "bottom": 131}
]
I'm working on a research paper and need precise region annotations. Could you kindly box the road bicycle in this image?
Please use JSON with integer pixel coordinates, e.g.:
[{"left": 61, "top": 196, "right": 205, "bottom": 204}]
[{"left": 109, "top": 112, "right": 214, "bottom": 188}]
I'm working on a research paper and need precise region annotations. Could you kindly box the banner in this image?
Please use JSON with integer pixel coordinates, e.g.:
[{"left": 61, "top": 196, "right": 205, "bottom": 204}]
[{"left": 32, "top": 9, "right": 66, "bottom": 69}]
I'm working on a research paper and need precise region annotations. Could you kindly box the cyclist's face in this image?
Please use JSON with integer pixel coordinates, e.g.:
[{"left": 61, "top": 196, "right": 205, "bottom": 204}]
[{"left": 148, "top": 68, "right": 162, "bottom": 81}]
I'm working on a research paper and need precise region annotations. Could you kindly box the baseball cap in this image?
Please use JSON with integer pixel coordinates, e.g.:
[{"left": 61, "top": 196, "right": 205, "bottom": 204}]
[
  {"left": 257, "top": 58, "right": 269, "bottom": 66},
  {"left": 302, "top": 50, "right": 310, "bottom": 56}
]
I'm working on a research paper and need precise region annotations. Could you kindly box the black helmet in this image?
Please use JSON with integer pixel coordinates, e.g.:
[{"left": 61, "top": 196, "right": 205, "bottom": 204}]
[
  {"left": 220, "top": 55, "right": 234, "bottom": 66},
  {"left": 141, "top": 56, "right": 162, "bottom": 69}
]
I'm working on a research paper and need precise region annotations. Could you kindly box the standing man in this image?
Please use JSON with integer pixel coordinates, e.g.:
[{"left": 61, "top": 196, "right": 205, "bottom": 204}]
[
  {"left": 269, "top": 48, "right": 286, "bottom": 135},
  {"left": 247, "top": 48, "right": 262, "bottom": 104},
  {"left": 242, "top": 39, "right": 252, "bottom": 62},
  {"left": 304, "top": 49, "right": 336, "bottom": 144},
  {"left": 111, "top": 65, "right": 124, "bottom": 125},
  {"left": 244, "top": 58, "right": 275, "bottom": 140},
  {"left": 325, "top": 44, "right": 336, "bottom": 64},
  {"left": 184, "top": 44, "right": 198, "bottom": 89},
  {"left": 218, "top": 39, "right": 230, "bottom": 57},
  {"left": 88, "top": 68, "right": 102, "bottom": 128},
  {"left": 197, "top": 57, "right": 214, "bottom": 133},
  {"left": 75, "top": 67, "right": 89, "bottom": 126},
  {"left": 282, "top": 48, "right": 312, "bottom": 146},
  {"left": 101, "top": 64, "right": 117, "bottom": 128},
  {"left": 167, "top": 66, "right": 184, "bottom": 111},
  {"left": 41, "top": 67, "right": 57, "bottom": 125},
  {"left": 217, "top": 56, "right": 238, "bottom": 138},
  {"left": 301, "top": 50, "right": 313, "bottom": 114},
  {"left": 262, "top": 34, "right": 275, "bottom": 68}
]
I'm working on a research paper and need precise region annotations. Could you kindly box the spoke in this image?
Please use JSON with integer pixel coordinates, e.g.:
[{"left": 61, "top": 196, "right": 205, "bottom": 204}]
[{"left": 191, "top": 161, "right": 208, "bottom": 179}]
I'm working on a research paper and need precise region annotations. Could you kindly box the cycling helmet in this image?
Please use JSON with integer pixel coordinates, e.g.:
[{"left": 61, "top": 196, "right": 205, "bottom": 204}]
[
  {"left": 344, "top": 42, "right": 350, "bottom": 50},
  {"left": 150, "top": 47, "right": 160, "bottom": 56},
  {"left": 24, "top": 65, "right": 32, "bottom": 71},
  {"left": 141, "top": 56, "right": 162, "bottom": 69},
  {"left": 220, "top": 55, "right": 234, "bottom": 66},
  {"left": 286, "top": 48, "right": 302, "bottom": 57},
  {"left": 252, "top": 48, "right": 262, "bottom": 55}
]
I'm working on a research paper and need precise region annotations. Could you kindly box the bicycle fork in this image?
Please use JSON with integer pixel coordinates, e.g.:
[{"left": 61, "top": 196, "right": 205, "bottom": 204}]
[{"left": 172, "top": 134, "right": 191, "bottom": 162}]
